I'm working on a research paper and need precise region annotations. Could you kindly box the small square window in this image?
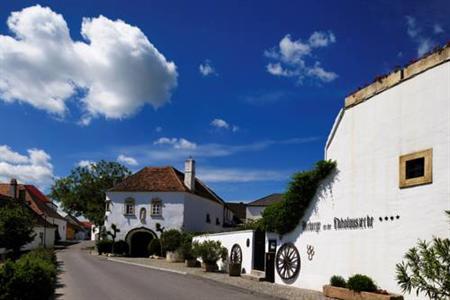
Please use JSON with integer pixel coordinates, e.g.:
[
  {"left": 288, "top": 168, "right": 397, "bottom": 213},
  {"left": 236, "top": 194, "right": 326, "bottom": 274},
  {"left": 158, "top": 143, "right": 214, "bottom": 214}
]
[
  {"left": 399, "top": 149, "right": 432, "bottom": 188},
  {"left": 206, "top": 214, "right": 211, "bottom": 223},
  {"left": 151, "top": 199, "right": 162, "bottom": 216}
]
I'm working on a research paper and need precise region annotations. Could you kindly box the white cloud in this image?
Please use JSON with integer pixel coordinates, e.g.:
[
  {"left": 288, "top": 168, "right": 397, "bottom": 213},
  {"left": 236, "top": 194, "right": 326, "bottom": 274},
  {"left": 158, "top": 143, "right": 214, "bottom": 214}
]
[
  {"left": 154, "top": 137, "right": 197, "bottom": 150},
  {"left": 210, "top": 118, "right": 239, "bottom": 132},
  {"left": 0, "top": 5, "right": 177, "bottom": 123},
  {"left": 77, "top": 160, "right": 95, "bottom": 168},
  {"left": 0, "top": 145, "right": 54, "bottom": 189},
  {"left": 265, "top": 31, "right": 337, "bottom": 84},
  {"left": 199, "top": 59, "right": 217, "bottom": 76},
  {"left": 405, "top": 16, "right": 436, "bottom": 57},
  {"left": 197, "top": 167, "right": 287, "bottom": 183},
  {"left": 117, "top": 154, "right": 138, "bottom": 166}
]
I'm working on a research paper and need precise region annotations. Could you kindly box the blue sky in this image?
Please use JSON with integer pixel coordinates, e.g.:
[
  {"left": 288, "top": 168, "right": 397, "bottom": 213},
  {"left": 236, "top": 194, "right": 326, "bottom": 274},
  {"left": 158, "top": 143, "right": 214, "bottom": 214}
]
[{"left": 0, "top": 0, "right": 448, "bottom": 202}]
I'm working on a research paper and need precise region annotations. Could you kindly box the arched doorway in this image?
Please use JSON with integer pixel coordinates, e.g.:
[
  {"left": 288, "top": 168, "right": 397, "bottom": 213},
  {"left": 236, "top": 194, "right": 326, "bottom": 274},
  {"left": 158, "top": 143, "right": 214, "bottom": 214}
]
[{"left": 125, "top": 228, "right": 156, "bottom": 257}]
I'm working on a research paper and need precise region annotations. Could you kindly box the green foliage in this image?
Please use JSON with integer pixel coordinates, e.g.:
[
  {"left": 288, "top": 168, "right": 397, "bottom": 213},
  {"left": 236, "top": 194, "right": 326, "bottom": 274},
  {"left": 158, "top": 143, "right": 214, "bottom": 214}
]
[
  {"left": 49, "top": 160, "right": 131, "bottom": 225},
  {"left": 261, "top": 160, "right": 336, "bottom": 235},
  {"left": 396, "top": 237, "right": 450, "bottom": 299},
  {"left": 192, "top": 240, "right": 227, "bottom": 265},
  {"left": 0, "top": 201, "right": 35, "bottom": 258},
  {"left": 347, "top": 274, "right": 377, "bottom": 293},
  {"left": 96, "top": 239, "right": 113, "bottom": 255},
  {"left": 330, "top": 275, "right": 347, "bottom": 288},
  {"left": 237, "top": 218, "right": 264, "bottom": 231},
  {"left": 0, "top": 248, "right": 57, "bottom": 300},
  {"left": 148, "top": 239, "right": 162, "bottom": 256},
  {"left": 179, "top": 232, "right": 194, "bottom": 259},
  {"left": 112, "top": 240, "right": 129, "bottom": 256},
  {"left": 161, "top": 229, "right": 182, "bottom": 252}
]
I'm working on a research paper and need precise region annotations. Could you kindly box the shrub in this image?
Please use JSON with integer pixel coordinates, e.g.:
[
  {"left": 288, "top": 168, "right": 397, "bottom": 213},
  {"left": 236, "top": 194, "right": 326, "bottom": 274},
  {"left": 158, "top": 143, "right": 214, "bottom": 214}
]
[
  {"left": 192, "top": 240, "right": 227, "bottom": 265},
  {"left": 161, "top": 229, "right": 182, "bottom": 252},
  {"left": 180, "top": 232, "right": 194, "bottom": 259},
  {"left": 148, "top": 239, "right": 161, "bottom": 256},
  {"left": 347, "top": 274, "right": 377, "bottom": 293},
  {"left": 96, "top": 239, "right": 113, "bottom": 255},
  {"left": 26, "top": 248, "right": 57, "bottom": 265},
  {"left": 330, "top": 275, "right": 347, "bottom": 288},
  {"left": 112, "top": 240, "right": 129, "bottom": 256}
]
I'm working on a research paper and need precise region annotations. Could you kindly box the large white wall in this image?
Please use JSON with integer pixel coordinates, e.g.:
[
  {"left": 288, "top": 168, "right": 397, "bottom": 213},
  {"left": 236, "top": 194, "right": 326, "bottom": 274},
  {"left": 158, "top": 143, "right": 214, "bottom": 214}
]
[
  {"left": 0, "top": 226, "right": 56, "bottom": 255},
  {"left": 194, "top": 230, "right": 255, "bottom": 273},
  {"left": 105, "top": 191, "right": 185, "bottom": 240},
  {"left": 183, "top": 193, "right": 224, "bottom": 232},
  {"left": 270, "top": 61, "right": 450, "bottom": 299}
]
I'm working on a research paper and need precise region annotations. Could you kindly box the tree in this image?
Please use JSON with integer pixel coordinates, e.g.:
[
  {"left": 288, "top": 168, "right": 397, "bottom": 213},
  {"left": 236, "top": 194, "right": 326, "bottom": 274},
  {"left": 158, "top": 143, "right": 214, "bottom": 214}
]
[
  {"left": 396, "top": 211, "right": 450, "bottom": 299},
  {"left": 49, "top": 160, "right": 131, "bottom": 225},
  {"left": 0, "top": 201, "right": 35, "bottom": 258},
  {"left": 107, "top": 224, "right": 120, "bottom": 243}
]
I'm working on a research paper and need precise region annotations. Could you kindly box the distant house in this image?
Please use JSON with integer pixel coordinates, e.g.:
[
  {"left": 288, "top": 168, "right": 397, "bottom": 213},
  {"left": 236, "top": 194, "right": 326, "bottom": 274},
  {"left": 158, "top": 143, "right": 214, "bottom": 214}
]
[
  {"left": 0, "top": 181, "right": 67, "bottom": 241},
  {"left": 246, "top": 193, "right": 284, "bottom": 220},
  {"left": 224, "top": 202, "right": 246, "bottom": 224},
  {"left": 65, "top": 214, "right": 88, "bottom": 240},
  {"left": 0, "top": 185, "right": 57, "bottom": 257},
  {"left": 104, "top": 158, "right": 230, "bottom": 256}
]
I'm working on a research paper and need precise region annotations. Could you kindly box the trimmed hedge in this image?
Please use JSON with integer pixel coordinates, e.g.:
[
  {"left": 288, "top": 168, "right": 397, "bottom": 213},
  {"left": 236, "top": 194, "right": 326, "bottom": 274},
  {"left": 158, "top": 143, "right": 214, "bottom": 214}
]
[
  {"left": 161, "top": 229, "right": 182, "bottom": 252},
  {"left": 148, "top": 239, "right": 161, "bottom": 256},
  {"left": 330, "top": 275, "right": 347, "bottom": 288},
  {"left": 112, "top": 240, "right": 129, "bottom": 256},
  {"left": 0, "top": 248, "right": 57, "bottom": 300},
  {"left": 96, "top": 239, "right": 113, "bottom": 255},
  {"left": 347, "top": 274, "right": 377, "bottom": 292}
]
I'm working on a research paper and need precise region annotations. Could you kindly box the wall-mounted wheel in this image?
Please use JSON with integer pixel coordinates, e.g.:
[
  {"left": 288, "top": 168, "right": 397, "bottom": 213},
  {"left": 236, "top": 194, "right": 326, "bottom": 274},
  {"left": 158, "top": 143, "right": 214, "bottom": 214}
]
[
  {"left": 230, "top": 244, "right": 242, "bottom": 264},
  {"left": 276, "top": 243, "right": 300, "bottom": 280}
]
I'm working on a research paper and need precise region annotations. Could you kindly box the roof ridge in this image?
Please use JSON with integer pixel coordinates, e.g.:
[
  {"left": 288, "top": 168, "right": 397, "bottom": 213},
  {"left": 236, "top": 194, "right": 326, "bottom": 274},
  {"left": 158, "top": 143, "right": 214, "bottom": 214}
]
[{"left": 169, "top": 167, "right": 189, "bottom": 192}]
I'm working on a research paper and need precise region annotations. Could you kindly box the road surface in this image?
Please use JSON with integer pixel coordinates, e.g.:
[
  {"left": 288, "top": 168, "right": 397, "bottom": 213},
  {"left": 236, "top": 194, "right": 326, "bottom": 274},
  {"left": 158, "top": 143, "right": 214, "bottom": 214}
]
[{"left": 56, "top": 242, "right": 273, "bottom": 300}]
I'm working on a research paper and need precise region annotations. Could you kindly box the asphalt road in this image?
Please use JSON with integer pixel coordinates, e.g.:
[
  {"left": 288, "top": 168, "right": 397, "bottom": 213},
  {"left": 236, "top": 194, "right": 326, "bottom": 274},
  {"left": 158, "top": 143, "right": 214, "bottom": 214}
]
[{"left": 56, "top": 242, "right": 273, "bottom": 300}]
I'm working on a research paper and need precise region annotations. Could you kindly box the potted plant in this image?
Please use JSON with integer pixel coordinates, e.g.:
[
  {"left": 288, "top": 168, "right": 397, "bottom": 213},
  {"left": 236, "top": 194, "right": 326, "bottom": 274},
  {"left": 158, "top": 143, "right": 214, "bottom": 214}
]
[
  {"left": 180, "top": 232, "right": 198, "bottom": 267},
  {"left": 192, "top": 240, "right": 227, "bottom": 272},
  {"left": 161, "top": 229, "right": 183, "bottom": 262}
]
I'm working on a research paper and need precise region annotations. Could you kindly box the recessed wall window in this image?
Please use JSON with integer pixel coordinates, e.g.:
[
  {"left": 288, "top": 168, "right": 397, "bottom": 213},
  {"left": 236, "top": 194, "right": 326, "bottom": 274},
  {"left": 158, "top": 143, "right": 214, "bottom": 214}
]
[
  {"left": 151, "top": 198, "right": 162, "bottom": 216},
  {"left": 206, "top": 213, "right": 211, "bottom": 223},
  {"left": 124, "top": 198, "right": 135, "bottom": 215},
  {"left": 399, "top": 149, "right": 432, "bottom": 188}
]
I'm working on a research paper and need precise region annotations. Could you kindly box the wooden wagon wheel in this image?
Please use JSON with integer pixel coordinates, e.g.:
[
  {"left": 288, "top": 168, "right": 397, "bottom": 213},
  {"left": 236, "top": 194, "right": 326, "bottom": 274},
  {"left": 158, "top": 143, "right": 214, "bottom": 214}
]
[
  {"left": 276, "top": 243, "right": 300, "bottom": 280},
  {"left": 230, "top": 244, "right": 242, "bottom": 264}
]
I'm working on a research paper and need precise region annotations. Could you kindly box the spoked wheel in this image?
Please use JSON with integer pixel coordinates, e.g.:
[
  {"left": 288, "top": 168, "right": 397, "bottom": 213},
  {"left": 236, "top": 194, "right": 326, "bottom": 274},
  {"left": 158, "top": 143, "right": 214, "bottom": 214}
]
[
  {"left": 230, "top": 244, "right": 242, "bottom": 264},
  {"left": 276, "top": 243, "right": 300, "bottom": 280}
]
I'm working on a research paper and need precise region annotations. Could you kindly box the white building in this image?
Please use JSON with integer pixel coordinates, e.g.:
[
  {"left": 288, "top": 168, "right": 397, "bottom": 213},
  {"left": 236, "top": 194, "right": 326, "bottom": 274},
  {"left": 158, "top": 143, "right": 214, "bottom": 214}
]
[
  {"left": 104, "top": 159, "right": 227, "bottom": 256},
  {"left": 246, "top": 193, "right": 283, "bottom": 220}
]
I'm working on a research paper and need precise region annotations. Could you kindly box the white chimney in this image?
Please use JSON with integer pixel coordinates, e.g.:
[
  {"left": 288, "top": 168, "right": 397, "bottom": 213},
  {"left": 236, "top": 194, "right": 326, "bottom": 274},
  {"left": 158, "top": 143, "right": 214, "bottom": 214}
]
[{"left": 184, "top": 158, "right": 196, "bottom": 191}]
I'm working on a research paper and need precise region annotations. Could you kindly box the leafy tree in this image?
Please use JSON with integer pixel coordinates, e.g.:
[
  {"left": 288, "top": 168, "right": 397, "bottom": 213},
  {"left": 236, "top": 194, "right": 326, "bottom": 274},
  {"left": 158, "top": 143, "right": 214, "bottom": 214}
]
[
  {"left": 0, "top": 201, "right": 35, "bottom": 258},
  {"left": 396, "top": 211, "right": 450, "bottom": 299},
  {"left": 49, "top": 160, "right": 131, "bottom": 225}
]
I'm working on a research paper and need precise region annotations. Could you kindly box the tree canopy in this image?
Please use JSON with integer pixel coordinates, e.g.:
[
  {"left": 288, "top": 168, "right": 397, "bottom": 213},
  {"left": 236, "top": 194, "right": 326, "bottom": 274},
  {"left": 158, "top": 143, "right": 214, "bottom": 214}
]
[{"left": 49, "top": 160, "right": 131, "bottom": 225}]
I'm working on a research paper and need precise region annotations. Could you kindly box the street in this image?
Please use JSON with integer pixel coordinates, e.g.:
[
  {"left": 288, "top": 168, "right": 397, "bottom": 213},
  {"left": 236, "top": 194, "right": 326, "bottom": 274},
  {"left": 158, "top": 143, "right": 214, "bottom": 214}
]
[{"left": 56, "top": 242, "right": 274, "bottom": 300}]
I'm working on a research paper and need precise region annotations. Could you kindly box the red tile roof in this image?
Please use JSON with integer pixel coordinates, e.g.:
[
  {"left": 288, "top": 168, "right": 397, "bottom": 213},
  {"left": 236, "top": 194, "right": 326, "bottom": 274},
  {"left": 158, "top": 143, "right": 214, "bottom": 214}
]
[
  {"left": 247, "top": 193, "right": 284, "bottom": 207},
  {"left": 109, "top": 167, "right": 224, "bottom": 204}
]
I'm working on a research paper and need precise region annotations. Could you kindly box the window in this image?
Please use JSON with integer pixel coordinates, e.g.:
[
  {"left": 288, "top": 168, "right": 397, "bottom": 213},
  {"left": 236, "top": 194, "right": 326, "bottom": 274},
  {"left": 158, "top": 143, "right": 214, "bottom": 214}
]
[
  {"left": 124, "top": 198, "right": 135, "bottom": 215},
  {"left": 105, "top": 200, "right": 111, "bottom": 212},
  {"left": 139, "top": 208, "right": 147, "bottom": 223},
  {"left": 216, "top": 217, "right": 220, "bottom": 225},
  {"left": 399, "top": 149, "right": 432, "bottom": 188},
  {"left": 206, "top": 213, "right": 211, "bottom": 223},
  {"left": 151, "top": 198, "right": 162, "bottom": 216}
]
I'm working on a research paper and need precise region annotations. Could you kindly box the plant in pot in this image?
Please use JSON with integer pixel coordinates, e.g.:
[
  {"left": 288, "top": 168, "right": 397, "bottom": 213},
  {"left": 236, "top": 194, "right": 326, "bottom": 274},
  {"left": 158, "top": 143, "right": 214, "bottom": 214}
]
[
  {"left": 180, "top": 232, "right": 198, "bottom": 267},
  {"left": 161, "top": 229, "right": 183, "bottom": 262},
  {"left": 192, "top": 240, "right": 227, "bottom": 272}
]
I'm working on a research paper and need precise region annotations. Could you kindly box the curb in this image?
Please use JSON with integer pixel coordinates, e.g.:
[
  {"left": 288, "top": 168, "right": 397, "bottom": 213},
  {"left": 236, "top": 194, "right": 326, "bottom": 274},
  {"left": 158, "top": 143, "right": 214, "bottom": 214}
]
[{"left": 106, "top": 258, "right": 187, "bottom": 275}]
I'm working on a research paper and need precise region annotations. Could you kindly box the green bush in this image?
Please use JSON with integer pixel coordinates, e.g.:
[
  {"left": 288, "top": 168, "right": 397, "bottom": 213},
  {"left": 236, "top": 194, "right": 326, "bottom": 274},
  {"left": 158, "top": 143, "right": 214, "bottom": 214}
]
[
  {"left": 26, "top": 248, "right": 57, "bottom": 265},
  {"left": 330, "top": 275, "right": 347, "bottom": 288},
  {"left": 96, "top": 239, "right": 113, "bottom": 255},
  {"left": 0, "top": 250, "right": 57, "bottom": 300},
  {"left": 192, "top": 240, "right": 227, "bottom": 265},
  {"left": 112, "top": 240, "right": 129, "bottom": 256},
  {"left": 347, "top": 274, "right": 377, "bottom": 293},
  {"left": 179, "top": 232, "right": 194, "bottom": 259},
  {"left": 148, "top": 239, "right": 162, "bottom": 256},
  {"left": 161, "top": 229, "right": 182, "bottom": 252}
]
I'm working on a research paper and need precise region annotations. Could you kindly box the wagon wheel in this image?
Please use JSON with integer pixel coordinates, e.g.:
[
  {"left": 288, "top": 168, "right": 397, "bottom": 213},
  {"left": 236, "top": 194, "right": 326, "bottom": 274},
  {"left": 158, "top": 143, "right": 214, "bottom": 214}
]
[
  {"left": 276, "top": 243, "right": 300, "bottom": 280},
  {"left": 230, "top": 244, "right": 242, "bottom": 264}
]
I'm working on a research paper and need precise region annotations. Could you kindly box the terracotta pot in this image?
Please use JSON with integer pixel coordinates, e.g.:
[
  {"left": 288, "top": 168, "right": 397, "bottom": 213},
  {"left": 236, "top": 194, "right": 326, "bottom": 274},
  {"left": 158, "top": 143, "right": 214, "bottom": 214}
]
[
  {"left": 166, "top": 251, "right": 184, "bottom": 262},
  {"left": 228, "top": 263, "right": 241, "bottom": 276},
  {"left": 323, "top": 285, "right": 404, "bottom": 300},
  {"left": 185, "top": 259, "right": 199, "bottom": 267},
  {"left": 203, "top": 262, "right": 217, "bottom": 272}
]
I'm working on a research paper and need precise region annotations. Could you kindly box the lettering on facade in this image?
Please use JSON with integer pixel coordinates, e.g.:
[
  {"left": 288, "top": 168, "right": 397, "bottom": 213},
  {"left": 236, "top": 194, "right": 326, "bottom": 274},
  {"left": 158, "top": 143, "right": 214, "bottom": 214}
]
[
  {"left": 334, "top": 216, "right": 374, "bottom": 230},
  {"left": 302, "top": 221, "right": 321, "bottom": 233},
  {"left": 306, "top": 245, "right": 315, "bottom": 261}
]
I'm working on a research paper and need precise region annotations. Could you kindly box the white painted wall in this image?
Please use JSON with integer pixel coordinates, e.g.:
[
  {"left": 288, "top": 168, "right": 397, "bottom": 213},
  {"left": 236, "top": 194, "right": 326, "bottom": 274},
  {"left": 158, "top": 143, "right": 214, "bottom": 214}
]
[
  {"left": 0, "top": 226, "right": 56, "bottom": 255},
  {"left": 246, "top": 206, "right": 265, "bottom": 220},
  {"left": 105, "top": 191, "right": 185, "bottom": 240},
  {"left": 269, "top": 61, "right": 450, "bottom": 299},
  {"left": 183, "top": 193, "right": 224, "bottom": 232},
  {"left": 194, "top": 230, "right": 255, "bottom": 273},
  {"left": 50, "top": 217, "right": 67, "bottom": 241}
]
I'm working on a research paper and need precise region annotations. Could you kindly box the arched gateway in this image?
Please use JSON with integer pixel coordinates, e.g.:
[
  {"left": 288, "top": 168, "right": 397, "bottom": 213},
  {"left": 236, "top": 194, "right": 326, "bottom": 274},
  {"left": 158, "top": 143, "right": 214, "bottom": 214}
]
[{"left": 125, "top": 227, "right": 157, "bottom": 257}]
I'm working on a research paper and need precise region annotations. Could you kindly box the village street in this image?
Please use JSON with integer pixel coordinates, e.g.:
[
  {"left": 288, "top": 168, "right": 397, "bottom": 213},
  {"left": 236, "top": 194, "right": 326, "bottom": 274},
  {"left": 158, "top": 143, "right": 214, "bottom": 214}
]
[{"left": 55, "top": 242, "right": 274, "bottom": 300}]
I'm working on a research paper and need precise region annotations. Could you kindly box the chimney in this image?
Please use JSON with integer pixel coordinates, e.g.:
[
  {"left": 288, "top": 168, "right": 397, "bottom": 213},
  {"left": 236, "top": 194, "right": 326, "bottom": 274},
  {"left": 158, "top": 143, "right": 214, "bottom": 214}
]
[
  {"left": 9, "top": 178, "right": 17, "bottom": 200},
  {"left": 184, "top": 158, "right": 196, "bottom": 191}
]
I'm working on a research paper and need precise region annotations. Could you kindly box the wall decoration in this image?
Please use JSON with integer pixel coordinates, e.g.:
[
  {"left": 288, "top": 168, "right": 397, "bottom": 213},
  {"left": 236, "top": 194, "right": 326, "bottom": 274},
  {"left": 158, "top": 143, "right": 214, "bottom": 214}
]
[
  {"left": 276, "top": 243, "right": 301, "bottom": 280},
  {"left": 306, "top": 245, "right": 315, "bottom": 261},
  {"left": 230, "top": 244, "right": 242, "bottom": 264}
]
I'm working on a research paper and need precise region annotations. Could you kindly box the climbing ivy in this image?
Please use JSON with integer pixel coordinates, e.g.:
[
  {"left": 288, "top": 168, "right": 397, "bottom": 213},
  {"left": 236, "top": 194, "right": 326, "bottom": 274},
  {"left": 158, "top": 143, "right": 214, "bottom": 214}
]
[{"left": 261, "top": 160, "right": 336, "bottom": 235}]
